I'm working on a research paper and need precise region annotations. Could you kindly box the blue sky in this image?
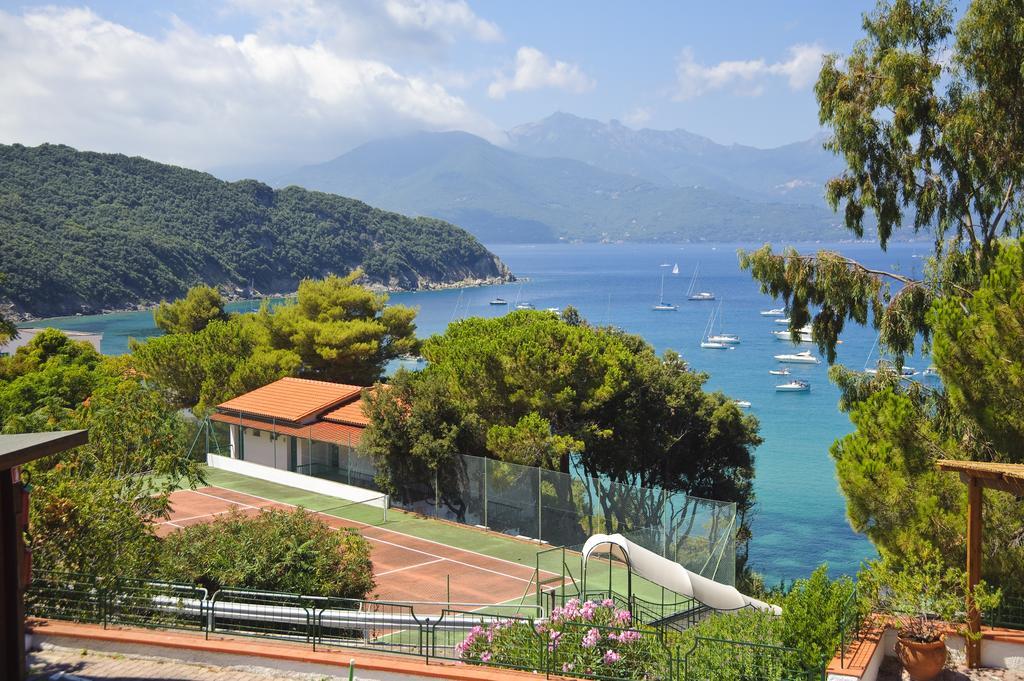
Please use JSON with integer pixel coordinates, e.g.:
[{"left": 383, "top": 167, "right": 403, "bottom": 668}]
[{"left": 0, "top": 1, "right": 879, "bottom": 170}]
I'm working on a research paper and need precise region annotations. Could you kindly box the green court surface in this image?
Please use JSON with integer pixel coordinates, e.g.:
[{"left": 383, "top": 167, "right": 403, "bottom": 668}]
[{"left": 196, "top": 465, "right": 694, "bottom": 614}]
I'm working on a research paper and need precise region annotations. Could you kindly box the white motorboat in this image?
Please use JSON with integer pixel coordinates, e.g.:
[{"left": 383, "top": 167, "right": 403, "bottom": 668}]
[
  {"left": 489, "top": 298, "right": 508, "bottom": 306},
  {"left": 774, "top": 317, "right": 792, "bottom": 325},
  {"left": 701, "top": 340, "right": 731, "bottom": 349},
  {"left": 776, "top": 379, "right": 811, "bottom": 392},
  {"left": 922, "top": 366, "right": 939, "bottom": 377},
  {"left": 516, "top": 302, "right": 535, "bottom": 310},
  {"left": 734, "top": 400, "right": 752, "bottom": 409},
  {"left": 760, "top": 308, "right": 786, "bottom": 317},
  {"left": 768, "top": 368, "right": 791, "bottom": 376},
  {"left": 689, "top": 291, "right": 716, "bottom": 301},
  {"left": 545, "top": 307, "right": 560, "bottom": 313},
  {"left": 772, "top": 330, "right": 814, "bottom": 343},
  {"left": 774, "top": 351, "right": 820, "bottom": 364}
]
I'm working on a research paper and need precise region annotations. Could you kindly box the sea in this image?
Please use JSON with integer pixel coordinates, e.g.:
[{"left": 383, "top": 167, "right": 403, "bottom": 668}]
[{"left": 22, "top": 240, "right": 937, "bottom": 584}]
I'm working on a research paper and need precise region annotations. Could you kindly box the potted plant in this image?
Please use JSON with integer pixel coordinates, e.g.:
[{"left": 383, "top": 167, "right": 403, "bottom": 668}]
[{"left": 863, "top": 558, "right": 1001, "bottom": 681}]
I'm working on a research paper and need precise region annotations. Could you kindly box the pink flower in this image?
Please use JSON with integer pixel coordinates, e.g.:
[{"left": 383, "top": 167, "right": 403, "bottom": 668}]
[
  {"left": 602, "top": 598, "right": 615, "bottom": 608},
  {"left": 581, "top": 600, "right": 597, "bottom": 620},
  {"left": 603, "top": 650, "right": 621, "bottom": 665},
  {"left": 562, "top": 662, "right": 574, "bottom": 672},
  {"left": 480, "top": 651, "right": 492, "bottom": 663},
  {"left": 613, "top": 609, "right": 632, "bottom": 625},
  {"left": 582, "top": 627, "right": 600, "bottom": 648},
  {"left": 616, "top": 629, "right": 642, "bottom": 644},
  {"left": 547, "top": 629, "right": 562, "bottom": 652}
]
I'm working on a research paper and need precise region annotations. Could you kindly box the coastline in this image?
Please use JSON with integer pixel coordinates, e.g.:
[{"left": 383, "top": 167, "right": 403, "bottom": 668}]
[{"left": 10, "top": 273, "right": 514, "bottom": 325}]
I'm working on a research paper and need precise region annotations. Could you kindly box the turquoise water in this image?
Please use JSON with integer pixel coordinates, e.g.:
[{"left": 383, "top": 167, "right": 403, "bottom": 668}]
[{"left": 22, "top": 241, "right": 936, "bottom": 583}]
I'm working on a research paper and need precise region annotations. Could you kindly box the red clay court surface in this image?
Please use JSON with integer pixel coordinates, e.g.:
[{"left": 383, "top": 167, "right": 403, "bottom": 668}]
[{"left": 157, "top": 486, "right": 557, "bottom": 609}]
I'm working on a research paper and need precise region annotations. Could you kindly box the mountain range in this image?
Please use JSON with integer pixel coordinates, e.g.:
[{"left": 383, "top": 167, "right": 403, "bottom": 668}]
[{"left": 278, "top": 113, "right": 848, "bottom": 243}]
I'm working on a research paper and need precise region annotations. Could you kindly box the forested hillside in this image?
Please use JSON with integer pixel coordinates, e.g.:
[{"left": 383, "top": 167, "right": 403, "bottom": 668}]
[{"left": 0, "top": 144, "right": 509, "bottom": 317}]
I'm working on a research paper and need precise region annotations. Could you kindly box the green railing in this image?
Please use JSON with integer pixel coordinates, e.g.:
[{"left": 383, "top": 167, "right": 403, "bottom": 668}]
[
  {"left": 27, "top": 571, "right": 826, "bottom": 681},
  {"left": 985, "top": 593, "right": 1024, "bottom": 631},
  {"left": 26, "top": 570, "right": 207, "bottom": 633},
  {"left": 681, "top": 636, "right": 824, "bottom": 681},
  {"left": 837, "top": 584, "right": 861, "bottom": 668}
]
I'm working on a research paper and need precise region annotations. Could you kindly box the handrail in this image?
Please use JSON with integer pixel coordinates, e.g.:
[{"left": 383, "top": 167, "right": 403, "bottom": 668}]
[{"left": 27, "top": 571, "right": 831, "bottom": 680}]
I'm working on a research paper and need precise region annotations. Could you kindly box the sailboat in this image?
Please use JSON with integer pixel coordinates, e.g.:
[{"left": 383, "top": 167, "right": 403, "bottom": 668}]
[
  {"left": 652, "top": 269, "right": 678, "bottom": 311},
  {"left": 700, "top": 305, "right": 732, "bottom": 349},
  {"left": 706, "top": 301, "right": 740, "bottom": 344},
  {"left": 686, "top": 264, "right": 715, "bottom": 301},
  {"left": 513, "top": 282, "right": 534, "bottom": 309},
  {"left": 672, "top": 263, "right": 680, "bottom": 275}
]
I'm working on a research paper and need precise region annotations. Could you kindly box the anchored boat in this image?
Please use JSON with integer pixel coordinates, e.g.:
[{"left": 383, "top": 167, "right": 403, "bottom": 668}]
[{"left": 776, "top": 379, "right": 811, "bottom": 392}]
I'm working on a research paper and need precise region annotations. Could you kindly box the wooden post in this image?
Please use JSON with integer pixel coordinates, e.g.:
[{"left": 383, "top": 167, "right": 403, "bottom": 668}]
[{"left": 966, "top": 476, "right": 983, "bottom": 669}]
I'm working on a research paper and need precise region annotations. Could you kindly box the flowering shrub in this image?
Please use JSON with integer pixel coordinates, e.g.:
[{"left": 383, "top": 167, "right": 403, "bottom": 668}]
[{"left": 456, "top": 598, "right": 668, "bottom": 679}]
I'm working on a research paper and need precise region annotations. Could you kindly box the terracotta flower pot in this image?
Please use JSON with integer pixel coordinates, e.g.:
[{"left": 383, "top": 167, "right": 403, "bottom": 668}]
[{"left": 896, "top": 635, "right": 947, "bottom": 681}]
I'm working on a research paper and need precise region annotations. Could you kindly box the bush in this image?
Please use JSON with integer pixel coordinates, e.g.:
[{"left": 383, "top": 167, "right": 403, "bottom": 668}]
[
  {"left": 159, "top": 508, "right": 374, "bottom": 598},
  {"left": 670, "top": 565, "right": 862, "bottom": 674},
  {"left": 457, "top": 598, "right": 669, "bottom": 679}
]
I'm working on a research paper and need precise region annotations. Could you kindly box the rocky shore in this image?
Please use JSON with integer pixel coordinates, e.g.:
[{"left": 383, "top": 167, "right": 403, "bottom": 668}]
[{"left": 5, "top": 273, "right": 516, "bottom": 324}]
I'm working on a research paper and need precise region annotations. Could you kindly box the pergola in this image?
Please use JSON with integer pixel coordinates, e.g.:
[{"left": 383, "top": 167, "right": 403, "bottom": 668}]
[
  {"left": 0, "top": 430, "right": 88, "bottom": 680},
  {"left": 936, "top": 459, "right": 1024, "bottom": 669}
]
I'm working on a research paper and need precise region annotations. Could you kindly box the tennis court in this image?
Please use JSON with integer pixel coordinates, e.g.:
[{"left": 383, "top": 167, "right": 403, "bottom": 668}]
[{"left": 157, "top": 476, "right": 562, "bottom": 612}]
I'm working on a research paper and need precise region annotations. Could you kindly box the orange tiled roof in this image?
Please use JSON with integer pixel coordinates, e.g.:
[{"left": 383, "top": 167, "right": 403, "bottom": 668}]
[
  {"left": 322, "top": 397, "right": 369, "bottom": 426},
  {"left": 216, "top": 377, "right": 362, "bottom": 424},
  {"left": 209, "top": 413, "right": 363, "bottom": 445}
]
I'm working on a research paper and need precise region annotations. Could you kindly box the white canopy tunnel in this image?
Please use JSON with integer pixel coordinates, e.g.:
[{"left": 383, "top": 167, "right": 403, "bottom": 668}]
[{"left": 581, "top": 533, "right": 781, "bottom": 615}]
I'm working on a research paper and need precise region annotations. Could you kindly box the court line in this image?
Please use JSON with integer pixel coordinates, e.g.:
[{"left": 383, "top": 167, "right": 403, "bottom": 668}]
[
  {"left": 175, "top": 486, "right": 557, "bottom": 585},
  {"left": 376, "top": 558, "right": 445, "bottom": 577}
]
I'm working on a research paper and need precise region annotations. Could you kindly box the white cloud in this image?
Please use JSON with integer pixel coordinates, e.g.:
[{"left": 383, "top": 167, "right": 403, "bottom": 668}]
[
  {"left": 672, "top": 44, "right": 825, "bottom": 101},
  {"left": 622, "top": 107, "right": 652, "bottom": 128},
  {"left": 0, "top": 7, "right": 502, "bottom": 169},
  {"left": 488, "top": 46, "right": 594, "bottom": 99},
  {"left": 227, "top": 0, "right": 500, "bottom": 54},
  {"left": 384, "top": 0, "right": 501, "bottom": 43}
]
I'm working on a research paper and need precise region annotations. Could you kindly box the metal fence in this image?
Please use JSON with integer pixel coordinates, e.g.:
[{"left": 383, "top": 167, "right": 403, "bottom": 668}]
[
  {"left": 27, "top": 571, "right": 826, "bottom": 681},
  {"left": 985, "top": 593, "right": 1024, "bottom": 631},
  {"left": 203, "top": 410, "right": 738, "bottom": 585}
]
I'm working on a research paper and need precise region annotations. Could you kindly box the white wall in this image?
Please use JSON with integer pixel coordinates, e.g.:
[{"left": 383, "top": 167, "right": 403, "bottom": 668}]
[{"left": 206, "top": 452, "right": 388, "bottom": 508}]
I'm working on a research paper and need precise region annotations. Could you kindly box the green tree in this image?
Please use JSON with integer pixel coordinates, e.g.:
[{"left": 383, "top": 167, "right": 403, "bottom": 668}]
[
  {"left": 0, "top": 273, "right": 16, "bottom": 341},
  {"left": 0, "top": 328, "right": 104, "bottom": 429},
  {"left": 131, "top": 317, "right": 300, "bottom": 412},
  {"left": 929, "top": 241, "right": 1024, "bottom": 459},
  {"left": 260, "top": 271, "right": 418, "bottom": 385},
  {"left": 741, "top": 0, "right": 1024, "bottom": 361},
  {"left": 739, "top": 0, "right": 1024, "bottom": 590},
  {"left": 362, "top": 310, "right": 759, "bottom": 560},
  {"left": 17, "top": 354, "right": 204, "bottom": 580},
  {"left": 132, "top": 273, "right": 417, "bottom": 411},
  {"left": 153, "top": 284, "right": 228, "bottom": 334}
]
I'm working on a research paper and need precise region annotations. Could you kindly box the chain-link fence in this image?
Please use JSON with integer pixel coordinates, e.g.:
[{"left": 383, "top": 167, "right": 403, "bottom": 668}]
[{"left": 202, "top": 412, "right": 736, "bottom": 585}]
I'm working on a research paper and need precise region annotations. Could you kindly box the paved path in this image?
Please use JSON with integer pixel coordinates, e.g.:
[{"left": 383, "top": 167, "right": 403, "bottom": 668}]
[{"left": 28, "top": 643, "right": 394, "bottom": 681}]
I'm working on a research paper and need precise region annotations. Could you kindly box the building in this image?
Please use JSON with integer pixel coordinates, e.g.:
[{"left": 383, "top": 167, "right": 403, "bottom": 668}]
[
  {"left": 0, "top": 328, "right": 103, "bottom": 357},
  {"left": 209, "top": 377, "right": 375, "bottom": 487}
]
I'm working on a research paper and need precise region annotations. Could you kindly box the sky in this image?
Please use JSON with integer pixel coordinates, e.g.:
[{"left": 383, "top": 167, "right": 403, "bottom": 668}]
[{"left": 0, "top": 1, "right": 879, "bottom": 173}]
